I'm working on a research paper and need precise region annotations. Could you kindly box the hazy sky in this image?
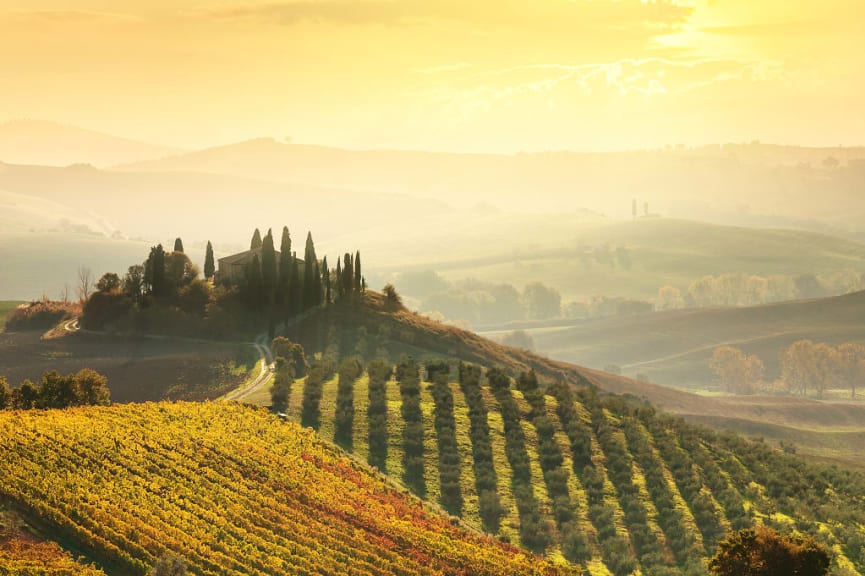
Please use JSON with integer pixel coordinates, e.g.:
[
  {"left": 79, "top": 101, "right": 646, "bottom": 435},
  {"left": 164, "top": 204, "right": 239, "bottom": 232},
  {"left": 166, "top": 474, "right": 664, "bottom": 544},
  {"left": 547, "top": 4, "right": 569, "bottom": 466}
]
[{"left": 1, "top": 0, "right": 862, "bottom": 152}]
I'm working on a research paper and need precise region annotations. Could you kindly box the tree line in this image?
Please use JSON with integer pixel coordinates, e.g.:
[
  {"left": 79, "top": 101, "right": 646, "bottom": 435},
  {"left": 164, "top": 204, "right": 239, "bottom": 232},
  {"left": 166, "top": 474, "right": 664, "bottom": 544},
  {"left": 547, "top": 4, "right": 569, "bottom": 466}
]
[
  {"left": 0, "top": 369, "right": 110, "bottom": 410},
  {"left": 710, "top": 340, "right": 865, "bottom": 398},
  {"left": 81, "top": 227, "right": 366, "bottom": 338}
]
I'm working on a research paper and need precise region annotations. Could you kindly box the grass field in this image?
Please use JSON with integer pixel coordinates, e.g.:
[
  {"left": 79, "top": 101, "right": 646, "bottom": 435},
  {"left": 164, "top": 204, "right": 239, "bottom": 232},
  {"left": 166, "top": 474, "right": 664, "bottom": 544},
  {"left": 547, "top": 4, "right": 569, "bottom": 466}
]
[
  {"left": 506, "top": 289, "right": 865, "bottom": 390},
  {"left": 386, "top": 218, "right": 865, "bottom": 303},
  {"left": 0, "top": 330, "right": 257, "bottom": 402}
]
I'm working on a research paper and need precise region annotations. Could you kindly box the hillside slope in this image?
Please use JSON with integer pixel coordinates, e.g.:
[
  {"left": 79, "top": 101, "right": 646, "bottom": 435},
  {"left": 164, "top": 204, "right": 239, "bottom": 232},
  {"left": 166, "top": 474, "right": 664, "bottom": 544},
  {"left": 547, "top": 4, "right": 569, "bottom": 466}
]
[
  {"left": 264, "top": 352, "right": 865, "bottom": 575},
  {"left": 289, "top": 293, "right": 865, "bottom": 469},
  {"left": 0, "top": 120, "right": 180, "bottom": 167},
  {"left": 525, "top": 289, "right": 865, "bottom": 387},
  {"left": 0, "top": 402, "right": 565, "bottom": 575}
]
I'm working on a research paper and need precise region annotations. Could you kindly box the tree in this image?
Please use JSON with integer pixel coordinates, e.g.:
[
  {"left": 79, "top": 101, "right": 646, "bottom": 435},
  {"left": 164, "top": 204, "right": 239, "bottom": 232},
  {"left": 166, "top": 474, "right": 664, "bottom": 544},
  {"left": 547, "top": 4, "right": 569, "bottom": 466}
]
[
  {"left": 11, "top": 380, "right": 39, "bottom": 409},
  {"left": 204, "top": 241, "right": 215, "bottom": 280},
  {"left": 709, "top": 527, "right": 829, "bottom": 576},
  {"left": 245, "top": 254, "right": 263, "bottom": 307},
  {"left": 656, "top": 285, "right": 686, "bottom": 311},
  {"left": 302, "top": 232, "right": 319, "bottom": 310},
  {"left": 780, "top": 340, "right": 836, "bottom": 397},
  {"left": 260, "top": 228, "right": 277, "bottom": 304},
  {"left": 501, "top": 330, "right": 535, "bottom": 351},
  {"left": 123, "top": 265, "right": 145, "bottom": 303},
  {"left": 74, "top": 368, "right": 111, "bottom": 406},
  {"left": 270, "top": 357, "right": 294, "bottom": 413},
  {"left": 837, "top": 342, "right": 865, "bottom": 399},
  {"left": 96, "top": 272, "right": 121, "bottom": 293},
  {"left": 383, "top": 283, "right": 402, "bottom": 307},
  {"left": 271, "top": 337, "right": 308, "bottom": 377},
  {"left": 342, "top": 253, "right": 353, "bottom": 296},
  {"left": 290, "top": 253, "right": 302, "bottom": 315},
  {"left": 322, "top": 256, "right": 331, "bottom": 304},
  {"left": 149, "top": 553, "right": 188, "bottom": 576},
  {"left": 146, "top": 244, "right": 166, "bottom": 298},
  {"left": 354, "top": 251, "right": 362, "bottom": 293},
  {"left": 522, "top": 282, "right": 561, "bottom": 319},
  {"left": 250, "top": 228, "right": 262, "bottom": 250},
  {"left": 709, "top": 346, "right": 764, "bottom": 395},
  {"left": 278, "top": 226, "right": 292, "bottom": 314},
  {"left": 335, "top": 258, "right": 343, "bottom": 299},
  {"left": 77, "top": 266, "right": 93, "bottom": 301},
  {"left": 0, "top": 376, "right": 11, "bottom": 409},
  {"left": 173, "top": 237, "right": 184, "bottom": 253}
]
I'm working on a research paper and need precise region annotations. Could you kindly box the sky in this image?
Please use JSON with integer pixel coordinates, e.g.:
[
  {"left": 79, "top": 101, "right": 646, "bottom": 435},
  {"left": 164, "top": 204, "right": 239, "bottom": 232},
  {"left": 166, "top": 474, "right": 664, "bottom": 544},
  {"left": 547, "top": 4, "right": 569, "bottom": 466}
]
[{"left": 1, "top": 0, "right": 863, "bottom": 152}]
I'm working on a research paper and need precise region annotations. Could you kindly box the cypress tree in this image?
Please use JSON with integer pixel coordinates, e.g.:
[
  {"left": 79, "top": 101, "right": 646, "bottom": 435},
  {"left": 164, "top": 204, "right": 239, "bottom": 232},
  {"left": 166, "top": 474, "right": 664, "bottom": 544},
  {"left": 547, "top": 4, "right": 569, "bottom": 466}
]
[
  {"left": 173, "top": 237, "right": 184, "bottom": 253},
  {"left": 335, "top": 258, "right": 343, "bottom": 300},
  {"left": 354, "top": 251, "right": 362, "bottom": 293},
  {"left": 204, "top": 241, "right": 215, "bottom": 280},
  {"left": 250, "top": 228, "right": 262, "bottom": 250},
  {"left": 343, "top": 253, "right": 353, "bottom": 295},
  {"left": 278, "top": 227, "right": 292, "bottom": 321},
  {"left": 261, "top": 228, "right": 277, "bottom": 304},
  {"left": 322, "top": 256, "right": 331, "bottom": 304},
  {"left": 246, "top": 253, "right": 263, "bottom": 307},
  {"left": 148, "top": 244, "right": 166, "bottom": 297},
  {"left": 302, "top": 232, "right": 318, "bottom": 311},
  {"left": 290, "top": 252, "right": 302, "bottom": 315}
]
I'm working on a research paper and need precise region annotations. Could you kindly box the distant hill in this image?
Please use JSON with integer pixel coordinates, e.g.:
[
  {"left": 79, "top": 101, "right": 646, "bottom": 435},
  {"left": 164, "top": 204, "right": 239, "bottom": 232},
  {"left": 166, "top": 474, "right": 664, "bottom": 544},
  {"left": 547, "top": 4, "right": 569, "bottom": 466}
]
[
  {"left": 524, "top": 289, "right": 865, "bottom": 388},
  {"left": 0, "top": 120, "right": 181, "bottom": 167},
  {"left": 117, "top": 138, "right": 865, "bottom": 236},
  {"left": 0, "top": 402, "right": 562, "bottom": 575},
  {"left": 0, "top": 161, "right": 447, "bottom": 300}
]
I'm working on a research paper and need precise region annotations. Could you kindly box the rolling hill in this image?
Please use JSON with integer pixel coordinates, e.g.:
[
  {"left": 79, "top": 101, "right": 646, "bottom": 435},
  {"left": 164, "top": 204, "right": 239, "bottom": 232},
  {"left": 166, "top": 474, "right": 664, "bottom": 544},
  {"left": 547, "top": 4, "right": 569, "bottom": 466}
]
[
  {"left": 0, "top": 402, "right": 565, "bottom": 575},
  {"left": 518, "top": 289, "right": 865, "bottom": 389},
  {"left": 116, "top": 138, "right": 865, "bottom": 237},
  {"left": 242, "top": 332, "right": 865, "bottom": 573},
  {"left": 0, "top": 120, "right": 181, "bottom": 168}
]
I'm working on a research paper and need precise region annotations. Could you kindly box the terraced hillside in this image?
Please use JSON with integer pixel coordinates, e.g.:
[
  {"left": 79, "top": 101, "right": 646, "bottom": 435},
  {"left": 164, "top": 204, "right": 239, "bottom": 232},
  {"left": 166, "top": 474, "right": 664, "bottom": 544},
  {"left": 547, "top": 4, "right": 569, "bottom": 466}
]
[
  {"left": 0, "top": 402, "right": 567, "bottom": 575},
  {"left": 284, "top": 356, "right": 865, "bottom": 575}
]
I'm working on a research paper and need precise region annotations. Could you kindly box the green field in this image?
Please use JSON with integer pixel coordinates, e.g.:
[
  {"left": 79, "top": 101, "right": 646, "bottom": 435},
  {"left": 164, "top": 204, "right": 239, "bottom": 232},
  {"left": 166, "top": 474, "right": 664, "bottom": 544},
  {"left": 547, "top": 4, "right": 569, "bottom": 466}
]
[
  {"left": 509, "top": 290, "right": 865, "bottom": 389},
  {"left": 386, "top": 218, "right": 865, "bottom": 304}
]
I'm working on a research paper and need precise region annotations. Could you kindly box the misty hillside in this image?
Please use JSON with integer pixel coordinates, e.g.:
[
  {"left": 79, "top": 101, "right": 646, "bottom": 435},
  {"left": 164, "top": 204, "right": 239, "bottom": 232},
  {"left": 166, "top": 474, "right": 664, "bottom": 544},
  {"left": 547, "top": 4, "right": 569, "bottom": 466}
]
[
  {"left": 522, "top": 289, "right": 865, "bottom": 388},
  {"left": 0, "top": 120, "right": 181, "bottom": 167},
  {"left": 117, "top": 138, "right": 865, "bottom": 236}
]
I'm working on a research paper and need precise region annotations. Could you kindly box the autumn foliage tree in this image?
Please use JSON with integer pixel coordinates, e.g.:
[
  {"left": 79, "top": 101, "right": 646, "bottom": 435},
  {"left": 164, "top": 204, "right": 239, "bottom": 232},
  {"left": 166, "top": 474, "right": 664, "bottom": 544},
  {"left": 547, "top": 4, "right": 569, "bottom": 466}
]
[
  {"left": 709, "top": 527, "right": 829, "bottom": 576},
  {"left": 709, "top": 346, "right": 764, "bottom": 394}
]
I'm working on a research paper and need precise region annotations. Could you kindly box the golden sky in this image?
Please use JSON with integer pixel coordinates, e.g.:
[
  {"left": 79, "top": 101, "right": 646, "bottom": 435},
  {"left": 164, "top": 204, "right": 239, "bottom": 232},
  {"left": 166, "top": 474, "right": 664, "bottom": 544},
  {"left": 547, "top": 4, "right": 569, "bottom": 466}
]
[{"left": 1, "top": 0, "right": 862, "bottom": 152}]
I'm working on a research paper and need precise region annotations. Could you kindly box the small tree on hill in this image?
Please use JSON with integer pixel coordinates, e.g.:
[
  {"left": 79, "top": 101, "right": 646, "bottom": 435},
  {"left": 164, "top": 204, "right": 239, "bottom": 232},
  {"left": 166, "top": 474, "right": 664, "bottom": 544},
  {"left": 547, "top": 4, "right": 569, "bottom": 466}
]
[
  {"left": 204, "top": 241, "right": 215, "bottom": 280},
  {"left": 173, "top": 237, "right": 184, "bottom": 253},
  {"left": 96, "top": 272, "right": 121, "bottom": 293},
  {"left": 354, "top": 251, "right": 362, "bottom": 293},
  {"left": 709, "top": 346, "right": 764, "bottom": 395},
  {"left": 709, "top": 527, "right": 829, "bottom": 576},
  {"left": 270, "top": 357, "right": 294, "bottom": 413}
]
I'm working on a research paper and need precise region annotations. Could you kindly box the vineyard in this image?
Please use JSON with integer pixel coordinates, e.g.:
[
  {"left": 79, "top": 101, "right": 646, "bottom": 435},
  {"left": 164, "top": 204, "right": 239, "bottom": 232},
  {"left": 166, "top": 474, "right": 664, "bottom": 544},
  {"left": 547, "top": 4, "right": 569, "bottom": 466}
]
[
  {"left": 0, "top": 402, "right": 569, "bottom": 575},
  {"left": 280, "top": 357, "right": 865, "bottom": 575}
]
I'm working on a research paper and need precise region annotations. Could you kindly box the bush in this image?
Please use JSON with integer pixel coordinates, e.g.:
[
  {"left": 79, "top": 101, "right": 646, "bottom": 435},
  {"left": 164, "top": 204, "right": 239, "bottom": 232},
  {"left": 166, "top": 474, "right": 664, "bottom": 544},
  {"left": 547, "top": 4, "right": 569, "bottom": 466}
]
[{"left": 6, "top": 300, "right": 78, "bottom": 331}]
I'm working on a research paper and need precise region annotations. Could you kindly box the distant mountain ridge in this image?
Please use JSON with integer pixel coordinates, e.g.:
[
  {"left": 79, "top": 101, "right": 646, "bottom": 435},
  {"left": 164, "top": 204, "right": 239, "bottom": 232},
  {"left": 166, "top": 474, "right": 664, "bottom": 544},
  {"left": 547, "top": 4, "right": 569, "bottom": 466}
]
[{"left": 0, "top": 119, "right": 182, "bottom": 167}]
